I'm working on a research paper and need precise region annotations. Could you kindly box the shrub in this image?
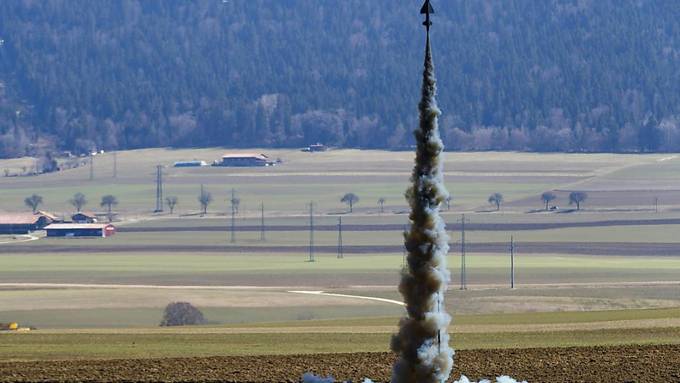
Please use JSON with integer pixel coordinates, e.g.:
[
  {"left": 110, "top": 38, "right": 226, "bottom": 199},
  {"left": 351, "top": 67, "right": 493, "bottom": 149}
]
[{"left": 159, "top": 302, "right": 206, "bottom": 327}]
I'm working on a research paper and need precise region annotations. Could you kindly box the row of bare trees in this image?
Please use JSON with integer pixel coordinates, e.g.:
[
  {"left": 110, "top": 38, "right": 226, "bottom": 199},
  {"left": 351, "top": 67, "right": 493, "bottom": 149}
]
[
  {"left": 22, "top": 189, "right": 590, "bottom": 219},
  {"left": 488, "top": 191, "right": 588, "bottom": 212},
  {"left": 23, "top": 192, "right": 119, "bottom": 221},
  {"left": 541, "top": 191, "right": 588, "bottom": 211}
]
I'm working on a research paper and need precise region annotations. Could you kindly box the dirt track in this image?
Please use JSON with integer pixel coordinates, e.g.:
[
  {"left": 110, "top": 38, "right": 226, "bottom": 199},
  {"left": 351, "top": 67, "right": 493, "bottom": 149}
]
[
  {"left": 1, "top": 344, "right": 678, "bottom": 382},
  {"left": 5, "top": 242, "right": 680, "bottom": 256},
  {"left": 118, "top": 217, "right": 680, "bottom": 233}
]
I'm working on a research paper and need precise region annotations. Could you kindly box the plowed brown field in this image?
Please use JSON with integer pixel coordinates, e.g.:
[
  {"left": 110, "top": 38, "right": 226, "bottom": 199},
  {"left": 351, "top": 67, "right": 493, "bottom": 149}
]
[{"left": 1, "top": 344, "right": 679, "bottom": 382}]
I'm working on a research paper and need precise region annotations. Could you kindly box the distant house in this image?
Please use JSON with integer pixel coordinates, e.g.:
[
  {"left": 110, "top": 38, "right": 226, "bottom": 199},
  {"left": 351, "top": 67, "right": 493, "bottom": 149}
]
[
  {"left": 302, "top": 143, "right": 328, "bottom": 152},
  {"left": 45, "top": 223, "right": 116, "bottom": 238},
  {"left": 36, "top": 210, "right": 61, "bottom": 222},
  {"left": 0, "top": 213, "right": 54, "bottom": 234},
  {"left": 214, "top": 153, "right": 274, "bottom": 167},
  {"left": 173, "top": 160, "right": 207, "bottom": 168},
  {"left": 72, "top": 212, "right": 97, "bottom": 224}
]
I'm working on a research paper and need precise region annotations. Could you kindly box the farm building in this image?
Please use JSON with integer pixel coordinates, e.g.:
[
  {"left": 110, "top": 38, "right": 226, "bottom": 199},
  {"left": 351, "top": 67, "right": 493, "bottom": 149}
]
[
  {"left": 214, "top": 153, "right": 274, "bottom": 167},
  {"left": 36, "top": 210, "right": 61, "bottom": 222},
  {"left": 45, "top": 223, "right": 116, "bottom": 238},
  {"left": 0, "top": 213, "right": 54, "bottom": 234},
  {"left": 173, "top": 160, "right": 207, "bottom": 168},
  {"left": 302, "top": 143, "right": 328, "bottom": 152},
  {"left": 72, "top": 212, "right": 97, "bottom": 223}
]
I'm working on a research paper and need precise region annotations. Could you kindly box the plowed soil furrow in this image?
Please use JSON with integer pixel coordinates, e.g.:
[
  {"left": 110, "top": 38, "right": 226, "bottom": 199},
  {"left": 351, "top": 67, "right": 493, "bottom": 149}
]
[{"left": 1, "top": 344, "right": 678, "bottom": 383}]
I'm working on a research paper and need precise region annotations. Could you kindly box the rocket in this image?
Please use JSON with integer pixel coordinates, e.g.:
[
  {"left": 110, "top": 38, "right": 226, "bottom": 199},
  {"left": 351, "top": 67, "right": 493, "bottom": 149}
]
[{"left": 420, "top": 0, "right": 434, "bottom": 31}]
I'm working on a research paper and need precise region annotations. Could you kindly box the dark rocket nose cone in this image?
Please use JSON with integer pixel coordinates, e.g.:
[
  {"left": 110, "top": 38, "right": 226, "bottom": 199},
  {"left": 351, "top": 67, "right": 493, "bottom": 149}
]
[{"left": 420, "top": 0, "right": 435, "bottom": 15}]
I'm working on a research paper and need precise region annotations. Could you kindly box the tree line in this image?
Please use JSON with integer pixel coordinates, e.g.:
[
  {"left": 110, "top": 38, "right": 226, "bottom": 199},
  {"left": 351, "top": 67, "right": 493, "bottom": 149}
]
[
  {"left": 22, "top": 188, "right": 589, "bottom": 218},
  {"left": 1, "top": 1, "right": 680, "bottom": 157}
]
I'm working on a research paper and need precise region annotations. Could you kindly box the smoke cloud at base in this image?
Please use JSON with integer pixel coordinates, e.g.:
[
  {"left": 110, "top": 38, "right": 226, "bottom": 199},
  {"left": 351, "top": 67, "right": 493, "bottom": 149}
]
[
  {"left": 455, "top": 376, "right": 528, "bottom": 383},
  {"left": 301, "top": 373, "right": 374, "bottom": 383},
  {"left": 301, "top": 373, "right": 526, "bottom": 383}
]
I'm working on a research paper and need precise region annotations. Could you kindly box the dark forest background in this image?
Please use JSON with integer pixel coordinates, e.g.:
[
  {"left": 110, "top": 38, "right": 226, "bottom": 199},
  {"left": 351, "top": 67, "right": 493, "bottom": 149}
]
[{"left": 1, "top": 0, "right": 680, "bottom": 157}]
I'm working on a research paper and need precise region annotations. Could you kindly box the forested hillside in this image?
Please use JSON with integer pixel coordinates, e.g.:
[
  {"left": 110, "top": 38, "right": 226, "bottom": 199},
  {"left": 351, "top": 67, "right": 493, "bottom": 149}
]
[{"left": 1, "top": 0, "right": 680, "bottom": 157}]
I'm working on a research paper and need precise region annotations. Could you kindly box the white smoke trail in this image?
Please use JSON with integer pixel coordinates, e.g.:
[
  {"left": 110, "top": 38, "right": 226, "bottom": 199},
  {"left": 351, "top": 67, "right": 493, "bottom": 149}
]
[
  {"left": 389, "top": 27, "right": 453, "bottom": 383},
  {"left": 304, "top": 6, "right": 524, "bottom": 383}
]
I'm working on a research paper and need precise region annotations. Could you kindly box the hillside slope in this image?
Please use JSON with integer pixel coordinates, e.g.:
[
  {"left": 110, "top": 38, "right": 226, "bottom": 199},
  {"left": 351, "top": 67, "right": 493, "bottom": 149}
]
[{"left": 1, "top": 0, "right": 679, "bottom": 156}]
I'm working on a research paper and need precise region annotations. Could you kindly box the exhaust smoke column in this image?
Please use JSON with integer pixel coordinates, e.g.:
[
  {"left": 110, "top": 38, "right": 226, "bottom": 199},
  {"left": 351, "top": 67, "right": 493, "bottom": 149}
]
[{"left": 391, "top": 1, "right": 454, "bottom": 382}]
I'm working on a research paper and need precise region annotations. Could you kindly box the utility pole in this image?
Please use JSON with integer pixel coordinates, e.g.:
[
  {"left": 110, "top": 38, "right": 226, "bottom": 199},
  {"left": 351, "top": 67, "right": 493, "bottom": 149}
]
[
  {"left": 403, "top": 224, "right": 408, "bottom": 268},
  {"left": 437, "top": 291, "right": 442, "bottom": 354},
  {"left": 260, "top": 201, "right": 265, "bottom": 241},
  {"left": 154, "top": 165, "right": 163, "bottom": 212},
  {"left": 89, "top": 154, "right": 94, "bottom": 181},
  {"left": 308, "top": 202, "right": 315, "bottom": 262},
  {"left": 230, "top": 189, "right": 237, "bottom": 243},
  {"left": 113, "top": 152, "right": 117, "bottom": 178},
  {"left": 510, "top": 235, "right": 515, "bottom": 289},
  {"left": 460, "top": 214, "right": 467, "bottom": 290},
  {"left": 337, "top": 216, "right": 344, "bottom": 259},
  {"left": 654, "top": 197, "right": 659, "bottom": 213}
]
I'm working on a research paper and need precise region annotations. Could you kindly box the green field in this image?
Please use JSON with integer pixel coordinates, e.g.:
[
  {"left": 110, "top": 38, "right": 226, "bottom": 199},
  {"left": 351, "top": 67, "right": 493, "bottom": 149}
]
[
  {"left": 6, "top": 329, "right": 680, "bottom": 360},
  {"left": 3, "top": 307, "right": 680, "bottom": 360},
  {"left": 10, "top": 223, "right": 680, "bottom": 250},
  {"left": 1, "top": 150, "right": 680, "bottom": 357},
  {"left": 2, "top": 253, "right": 680, "bottom": 287},
  {"left": 0, "top": 149, "right": 671, "bottom": 215}
]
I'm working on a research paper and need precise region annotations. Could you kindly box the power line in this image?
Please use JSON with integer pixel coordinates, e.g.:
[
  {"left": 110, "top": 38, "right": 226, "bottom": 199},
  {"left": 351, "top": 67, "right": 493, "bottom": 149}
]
[
  {"left": 654, "top": 197, "right": 659, "bottom": 213},
  {"left": 460, "top": 214, "right": 468, "bottom": 290},
  {"left": 308, "top": 202, "right": 315, "bottom": 262},
  {"left": 403, "top": 224, "right": 408, "bottom": 268},
  {"left": 89, "top": 154, "right": 94, "bottom": 181},
  {"left": 230, "top": 189, "right": 237, "bottom": 243},
  {"left": 337, "top": 216, "right": 343, "bottom": 259},
  {"left": 260, "top": 201, "right": 265, "bottom": 241},
  {"left": 154, "top": 165, "right": 163, "bottom": 212},
  {"left": 510, "top": 235, "right": 515, "bottom": 289}
]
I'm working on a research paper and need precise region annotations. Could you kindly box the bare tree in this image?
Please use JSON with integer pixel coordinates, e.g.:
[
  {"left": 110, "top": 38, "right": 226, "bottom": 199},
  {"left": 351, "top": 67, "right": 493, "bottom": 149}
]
[
  {"left": 230, "top": 194, "right": 240, "bottom": 214},
  {"left": 69, "top": 192, "right": 87, "bottom": 212},
  {"left": 377, "top": 197, "right": 386, "bottom": 213},
  {"left": 24, "top": 194, "right": 43, "bottom": 213},
  {"left": 445, "top": 195, "right": 452, "bottom": 211},
  {"left": 198, "top": 188, "right": 213, "bottom": 215},
  {"left": 488, "top": 193, "right": 504, "bottom": 211},
  {"left": 569, "top": 191, "right": 588, "bottom": 210},
  {"left": 100, "top": 195, "right": 118, "bottom": 222},
  {"left": 166, "top": 196, "right": 178, "bottom": 214},
  {"left": 341, "top": 193, "right": 359, "bottom": 213},
  {"left": 541, "top": 191, "right": 557, "bottom": 210}
]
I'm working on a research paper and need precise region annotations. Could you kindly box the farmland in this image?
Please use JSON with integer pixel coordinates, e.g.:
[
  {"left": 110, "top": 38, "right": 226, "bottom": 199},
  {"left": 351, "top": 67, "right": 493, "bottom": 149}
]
[{"left": 1, "top": 149, "right": 680, "bottom": 381}]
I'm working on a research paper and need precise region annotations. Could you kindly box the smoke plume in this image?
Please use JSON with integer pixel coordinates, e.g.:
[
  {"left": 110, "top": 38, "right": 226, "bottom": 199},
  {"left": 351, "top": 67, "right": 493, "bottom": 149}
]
[
  {"left": 301, "top": 373, "right": 374, "bottom": 383},
  {"left": 455, "top": 376, "right": 527, "bottom": 383},
  {"left": 389, "top": 30, "right": 454, "bottom": 383}
]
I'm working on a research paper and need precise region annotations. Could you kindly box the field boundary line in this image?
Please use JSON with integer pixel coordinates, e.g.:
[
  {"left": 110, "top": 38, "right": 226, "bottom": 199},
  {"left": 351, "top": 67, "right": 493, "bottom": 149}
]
[{"left": 0, "top": 283, "right": 287, "bottom": 290}]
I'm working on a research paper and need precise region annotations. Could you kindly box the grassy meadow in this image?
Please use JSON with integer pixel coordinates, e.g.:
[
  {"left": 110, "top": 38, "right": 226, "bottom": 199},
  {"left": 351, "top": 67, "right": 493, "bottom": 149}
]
[
  {"left": 3, "top": 307, "right": 680, "bottom": 360},
  {"left": 1, "top": 149, "right": 680, "bottom": 357},
  {"left": 0, "top": 148, "right": 671, "bottom": 215}
]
